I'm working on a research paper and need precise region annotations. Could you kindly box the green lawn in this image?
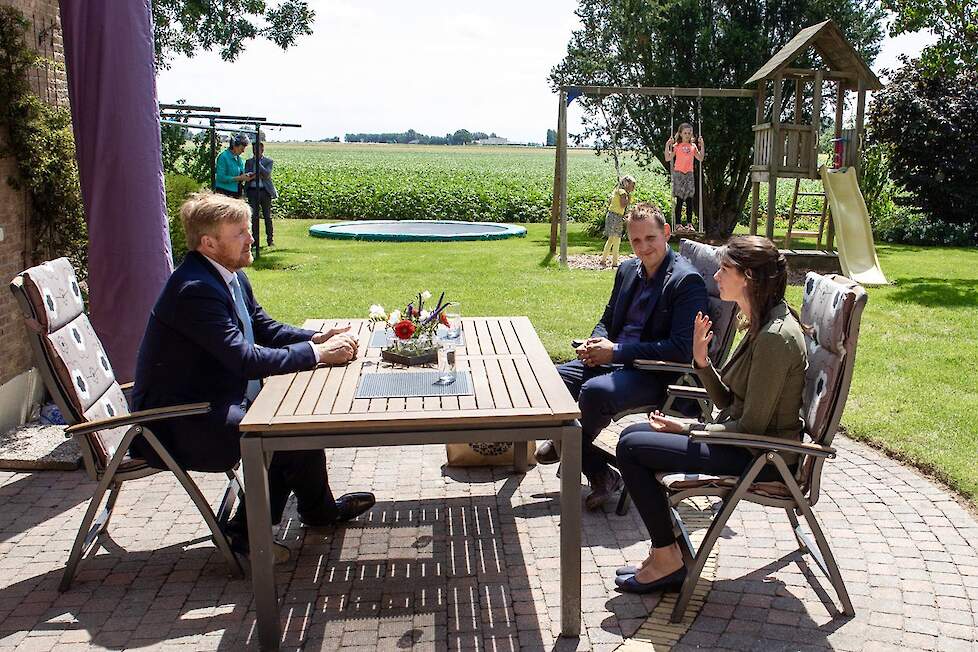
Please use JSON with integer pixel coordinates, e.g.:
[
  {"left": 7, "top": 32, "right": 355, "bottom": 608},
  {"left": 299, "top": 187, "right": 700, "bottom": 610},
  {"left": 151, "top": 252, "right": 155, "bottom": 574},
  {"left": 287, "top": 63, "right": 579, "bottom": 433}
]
[{"left": 249, "top": 220, "right": 978, "bottom": 506}]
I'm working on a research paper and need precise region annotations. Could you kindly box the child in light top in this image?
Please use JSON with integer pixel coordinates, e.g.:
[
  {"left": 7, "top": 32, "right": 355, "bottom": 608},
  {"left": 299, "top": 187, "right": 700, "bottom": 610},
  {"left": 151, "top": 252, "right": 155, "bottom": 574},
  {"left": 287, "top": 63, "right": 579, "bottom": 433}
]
[
  {"left": 664, "top": 124, "right": 704, "bottom": 234},
  {"left": 600, "top": 175, "right": 635, "bottom": 268}
]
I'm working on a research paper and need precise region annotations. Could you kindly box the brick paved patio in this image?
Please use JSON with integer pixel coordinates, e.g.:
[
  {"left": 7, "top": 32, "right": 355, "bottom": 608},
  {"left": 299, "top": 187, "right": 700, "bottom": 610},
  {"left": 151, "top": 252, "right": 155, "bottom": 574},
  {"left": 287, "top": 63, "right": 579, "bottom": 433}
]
[{"left": 1, "top": 416, "right": 977, "bottom": 651}]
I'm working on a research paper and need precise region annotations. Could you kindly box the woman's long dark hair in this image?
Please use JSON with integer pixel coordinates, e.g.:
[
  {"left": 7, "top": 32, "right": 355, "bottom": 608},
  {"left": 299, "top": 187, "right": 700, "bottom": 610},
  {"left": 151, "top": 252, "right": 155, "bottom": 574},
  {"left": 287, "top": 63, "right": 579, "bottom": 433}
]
[{"left": 718, "top": 236, "right": 810, "bottom": 337}]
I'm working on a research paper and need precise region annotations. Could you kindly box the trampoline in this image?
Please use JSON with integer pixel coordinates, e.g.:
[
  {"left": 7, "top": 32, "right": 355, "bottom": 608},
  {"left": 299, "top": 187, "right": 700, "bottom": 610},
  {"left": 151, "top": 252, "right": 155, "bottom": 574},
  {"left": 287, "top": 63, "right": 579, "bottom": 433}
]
[{"left": 308, "top": 220, "right": 526, "bottom": 242}]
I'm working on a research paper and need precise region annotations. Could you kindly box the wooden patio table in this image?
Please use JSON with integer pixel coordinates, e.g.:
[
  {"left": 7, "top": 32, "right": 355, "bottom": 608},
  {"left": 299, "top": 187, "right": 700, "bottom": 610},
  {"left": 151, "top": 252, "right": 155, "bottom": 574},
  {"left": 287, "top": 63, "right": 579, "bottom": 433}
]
[{"left": 239, "top": 316, "right": 583, "bottom": 650}]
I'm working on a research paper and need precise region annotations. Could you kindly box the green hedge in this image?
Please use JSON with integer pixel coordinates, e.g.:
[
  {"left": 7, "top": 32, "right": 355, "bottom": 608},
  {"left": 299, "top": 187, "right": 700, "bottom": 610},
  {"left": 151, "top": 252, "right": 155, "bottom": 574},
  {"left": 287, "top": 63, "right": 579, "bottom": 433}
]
[{"left": 164, "top": 173, "right": 202, "bottom": 264}]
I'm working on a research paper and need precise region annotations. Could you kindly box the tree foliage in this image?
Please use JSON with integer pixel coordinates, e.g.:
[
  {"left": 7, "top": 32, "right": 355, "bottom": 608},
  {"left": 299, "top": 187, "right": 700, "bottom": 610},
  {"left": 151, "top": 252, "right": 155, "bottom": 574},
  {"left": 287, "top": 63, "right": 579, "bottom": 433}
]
[
  {"left": 0, "top": 7, "right": 87, "bottom": 276},
  {"left": 867, "top": 60, "right": 978, "bottom": 237},
  {"left": 550, "top": 0, "right": 884, "bottom": 238},
  {"left": 882, "top": 0, "right": 977, "bottom": 74},
  {"left": 152, "top": 0, "right": 315, "bottom": 69}
]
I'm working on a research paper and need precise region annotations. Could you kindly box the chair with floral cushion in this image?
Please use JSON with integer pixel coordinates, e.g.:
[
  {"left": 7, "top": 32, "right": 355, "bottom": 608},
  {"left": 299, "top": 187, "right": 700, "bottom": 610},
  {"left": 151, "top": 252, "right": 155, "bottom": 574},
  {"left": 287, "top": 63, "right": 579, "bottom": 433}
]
[
  {"left": 9, "top": 258, "right": 245, "bottom": 591},
  {"left": 660, "top": 272, "right": 866, "bottom": 622}
]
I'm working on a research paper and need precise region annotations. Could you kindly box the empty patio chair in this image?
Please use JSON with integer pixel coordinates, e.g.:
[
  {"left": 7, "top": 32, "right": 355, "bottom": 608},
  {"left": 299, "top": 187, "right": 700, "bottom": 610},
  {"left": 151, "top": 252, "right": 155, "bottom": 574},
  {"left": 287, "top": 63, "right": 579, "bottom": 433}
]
[
  {"left": 9, "top": 258, "right": 245, "bottom": 591},
  {"left": 661, "top": 272, "right": 866, "bottom": 622}
]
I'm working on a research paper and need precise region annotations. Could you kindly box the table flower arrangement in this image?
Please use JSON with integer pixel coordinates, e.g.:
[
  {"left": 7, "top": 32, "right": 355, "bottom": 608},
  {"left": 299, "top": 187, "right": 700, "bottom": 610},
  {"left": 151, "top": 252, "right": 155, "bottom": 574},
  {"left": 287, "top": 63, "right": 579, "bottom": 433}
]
[{"left": 368, "top": 290, "right": 451, "bottom": 365}]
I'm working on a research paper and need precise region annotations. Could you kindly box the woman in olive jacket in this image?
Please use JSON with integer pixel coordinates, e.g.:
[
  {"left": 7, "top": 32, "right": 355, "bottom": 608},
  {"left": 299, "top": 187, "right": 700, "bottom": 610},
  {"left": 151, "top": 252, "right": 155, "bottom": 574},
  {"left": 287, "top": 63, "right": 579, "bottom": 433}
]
[{"left": 614, "top": 235, "right": 809, "bottom": 594}]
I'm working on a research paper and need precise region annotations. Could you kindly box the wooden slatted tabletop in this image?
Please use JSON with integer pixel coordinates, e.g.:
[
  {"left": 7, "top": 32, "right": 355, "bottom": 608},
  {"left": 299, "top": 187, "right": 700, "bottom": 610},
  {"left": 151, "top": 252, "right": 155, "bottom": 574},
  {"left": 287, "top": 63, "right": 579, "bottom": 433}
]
[{"left": 239, "top": 317, "right": 581, "bottom": 435}]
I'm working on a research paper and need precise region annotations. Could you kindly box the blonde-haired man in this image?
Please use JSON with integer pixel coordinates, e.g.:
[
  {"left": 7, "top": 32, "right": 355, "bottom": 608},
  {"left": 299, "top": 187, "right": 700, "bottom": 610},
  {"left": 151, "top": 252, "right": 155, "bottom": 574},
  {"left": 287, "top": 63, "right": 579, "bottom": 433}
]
[{"left": 132, "top": 192, "right": 374, "bottom": 560}]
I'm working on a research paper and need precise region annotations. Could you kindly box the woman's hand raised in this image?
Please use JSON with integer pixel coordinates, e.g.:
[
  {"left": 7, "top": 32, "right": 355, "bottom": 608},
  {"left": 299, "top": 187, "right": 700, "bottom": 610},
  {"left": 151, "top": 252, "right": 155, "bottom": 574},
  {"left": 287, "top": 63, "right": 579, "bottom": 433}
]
[{"left": 693, "top": 311, "right": 713, "bottom": 368}]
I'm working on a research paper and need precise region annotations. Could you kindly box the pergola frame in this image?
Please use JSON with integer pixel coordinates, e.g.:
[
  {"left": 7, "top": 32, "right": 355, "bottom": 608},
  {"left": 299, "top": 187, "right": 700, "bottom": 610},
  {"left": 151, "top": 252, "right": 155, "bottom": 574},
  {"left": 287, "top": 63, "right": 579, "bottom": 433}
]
[{"left": 549, "top": 85, "right": 757, "bottom": 264}]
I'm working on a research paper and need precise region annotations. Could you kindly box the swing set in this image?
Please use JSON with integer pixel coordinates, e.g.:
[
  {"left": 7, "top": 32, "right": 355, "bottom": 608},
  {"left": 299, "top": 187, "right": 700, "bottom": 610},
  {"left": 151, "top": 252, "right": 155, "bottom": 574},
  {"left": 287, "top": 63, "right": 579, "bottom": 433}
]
[{"left": 549, "top": 85, "right": 756, "bottom": 263}]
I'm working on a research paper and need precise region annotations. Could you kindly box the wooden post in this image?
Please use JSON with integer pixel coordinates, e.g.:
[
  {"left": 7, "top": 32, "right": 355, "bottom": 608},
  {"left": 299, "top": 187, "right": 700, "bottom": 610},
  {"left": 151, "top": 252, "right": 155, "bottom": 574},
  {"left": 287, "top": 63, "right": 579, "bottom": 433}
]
[
  {"left": 766, "top": 74, "right": 783, "bottom": 240},
  {"left": 854, "top": 77, "right": 866, "bottom": 179},
  {"left": 558, "top": 90, "right": 569, "bottom": 266},
  {"left": 834, "top": 83, "right": 844, "bottom": 141},
  {"left": 549, "top": 101, "right": 561, "bottom": 255},
  {"left": 749, "top": 86, "right": 765, "bottom": 235},
  {"left": 811, "top": 69, "right": 823, "bottom": 178}
]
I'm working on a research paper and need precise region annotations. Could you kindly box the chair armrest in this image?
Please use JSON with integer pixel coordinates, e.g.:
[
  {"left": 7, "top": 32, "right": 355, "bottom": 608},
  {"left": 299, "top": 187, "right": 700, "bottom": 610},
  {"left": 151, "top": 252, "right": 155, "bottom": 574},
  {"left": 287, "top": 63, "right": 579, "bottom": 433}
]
[
  {"left": 65, "top": 402, "right": 211, "bottom": 438},
  {"left": 667, "top": 385, "right": 708, "bottom": 400},
  {"left": 687, "top": 429, "right": 836, "bottom": 458},
  {"left": 633, "top": 359, "right": 695, "bottom": 374}
]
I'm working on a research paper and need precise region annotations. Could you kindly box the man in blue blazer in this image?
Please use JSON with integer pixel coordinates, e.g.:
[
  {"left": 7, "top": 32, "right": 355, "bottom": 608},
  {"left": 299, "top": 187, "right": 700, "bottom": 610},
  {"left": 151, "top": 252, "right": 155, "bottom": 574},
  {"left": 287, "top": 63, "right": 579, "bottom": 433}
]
[
  {"left": 132, "top": 192, "right": 374, "bottom": 559},
  {"left": 536, "top": 204, "right": 708, "bottom": 510},
  {"left": 245, "top": 142, "right": 278, "bottom": 247}
]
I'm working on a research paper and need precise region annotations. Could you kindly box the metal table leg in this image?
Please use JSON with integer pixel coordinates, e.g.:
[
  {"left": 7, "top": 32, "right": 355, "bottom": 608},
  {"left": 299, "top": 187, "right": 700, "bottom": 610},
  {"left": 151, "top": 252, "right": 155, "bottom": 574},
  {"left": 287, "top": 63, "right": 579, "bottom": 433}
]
[
  {"left": 242, "top": 437, "right": 280, "bottom": 650},
  {"left": 559, "top": 421, "right": 582, "bottom": 636}
]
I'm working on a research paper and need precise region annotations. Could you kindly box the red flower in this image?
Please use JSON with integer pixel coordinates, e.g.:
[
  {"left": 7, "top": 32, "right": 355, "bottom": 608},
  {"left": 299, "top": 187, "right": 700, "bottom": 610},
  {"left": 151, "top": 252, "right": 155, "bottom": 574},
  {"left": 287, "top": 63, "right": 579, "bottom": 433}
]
[
  {"left": 393, "top": 319, "right": 416, "bottom": 340},
  {"left": 439, "top": 311, "right": 450, "bottom": 327}
]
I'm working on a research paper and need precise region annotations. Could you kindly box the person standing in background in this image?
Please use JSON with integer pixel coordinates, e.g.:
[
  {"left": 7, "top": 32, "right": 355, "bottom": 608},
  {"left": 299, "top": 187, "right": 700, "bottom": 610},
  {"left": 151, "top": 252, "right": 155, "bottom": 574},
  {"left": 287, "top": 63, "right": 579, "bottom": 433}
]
[
  {"left": 214, "top": 133, "right": 253, "bottom": 198},
  {"left": 246, "top": 142, "right": 278, "bottom": 247}
]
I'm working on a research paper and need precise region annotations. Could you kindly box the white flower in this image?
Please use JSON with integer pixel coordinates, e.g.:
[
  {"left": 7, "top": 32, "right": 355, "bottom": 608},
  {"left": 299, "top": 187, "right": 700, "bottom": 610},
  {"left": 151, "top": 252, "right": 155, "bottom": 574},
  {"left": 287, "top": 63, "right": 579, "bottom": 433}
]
[
  {"left": 368, "top": 304, "right": 387, "bottom": 321},
  {"left": 421, "top": 290, "right": 432, "bottom": 301},
  {"left": 420, "top": 309, "right": 431, "bottom": 321},
  {"left": 388, "top": 309, "right": 402, "bottom": 324}
]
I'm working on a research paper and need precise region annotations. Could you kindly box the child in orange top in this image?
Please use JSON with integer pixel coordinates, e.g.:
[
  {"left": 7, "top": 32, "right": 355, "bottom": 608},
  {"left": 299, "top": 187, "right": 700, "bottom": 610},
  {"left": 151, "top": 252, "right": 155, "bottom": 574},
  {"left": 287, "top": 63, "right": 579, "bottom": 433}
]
[{"left": 664, "top": 123, "right": 704, "bottom": 233}]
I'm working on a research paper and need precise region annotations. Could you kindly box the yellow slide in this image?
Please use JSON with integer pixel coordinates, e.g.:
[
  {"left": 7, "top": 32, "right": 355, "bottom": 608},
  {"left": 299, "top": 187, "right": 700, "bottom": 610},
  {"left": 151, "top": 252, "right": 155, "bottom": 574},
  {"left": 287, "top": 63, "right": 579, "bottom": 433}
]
[{"left": 819, "top": 165, "right": 888, "bottom": 286}]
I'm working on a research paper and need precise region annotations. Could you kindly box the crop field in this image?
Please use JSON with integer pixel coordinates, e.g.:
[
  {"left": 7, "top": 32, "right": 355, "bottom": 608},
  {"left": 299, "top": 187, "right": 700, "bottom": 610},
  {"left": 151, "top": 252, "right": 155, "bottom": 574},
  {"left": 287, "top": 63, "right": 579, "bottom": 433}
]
[{"left": 263, "top": 142, "right": 826, "bottom": 229}]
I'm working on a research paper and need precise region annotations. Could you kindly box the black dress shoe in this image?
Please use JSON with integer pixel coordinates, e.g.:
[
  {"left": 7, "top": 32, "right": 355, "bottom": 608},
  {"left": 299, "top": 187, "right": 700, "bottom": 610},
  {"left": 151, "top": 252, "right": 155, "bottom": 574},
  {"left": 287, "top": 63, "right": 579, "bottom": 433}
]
[
  {"left": 535, "top": 440, "right": 560, "bottom": 465},
  {"left": 222, "top": 526, "right": 291, "bottom": 564},
  {"left": 301, "top": 492, "right": 376, "bottom": 527},
  {"left": 615, "top": 566, "right": 687, "bottom": 594}
]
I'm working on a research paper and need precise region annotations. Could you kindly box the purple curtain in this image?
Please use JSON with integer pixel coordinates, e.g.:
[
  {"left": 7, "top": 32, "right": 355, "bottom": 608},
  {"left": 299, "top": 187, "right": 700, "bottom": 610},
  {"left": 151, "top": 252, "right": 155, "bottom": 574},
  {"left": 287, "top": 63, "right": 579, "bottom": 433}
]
[{"left": 60, "top": 0, "right": 172, "bottom": 382}]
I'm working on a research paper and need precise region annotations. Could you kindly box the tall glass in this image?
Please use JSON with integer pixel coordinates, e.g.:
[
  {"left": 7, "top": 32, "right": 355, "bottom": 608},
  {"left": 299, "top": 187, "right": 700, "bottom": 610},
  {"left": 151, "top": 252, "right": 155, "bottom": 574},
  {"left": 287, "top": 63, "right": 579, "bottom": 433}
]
[
  {"left": 434, "top": 344, "right": 456, "bottom": 385},
  {"left": 444, "top": 302, "right": 462, "bottom": 340}
]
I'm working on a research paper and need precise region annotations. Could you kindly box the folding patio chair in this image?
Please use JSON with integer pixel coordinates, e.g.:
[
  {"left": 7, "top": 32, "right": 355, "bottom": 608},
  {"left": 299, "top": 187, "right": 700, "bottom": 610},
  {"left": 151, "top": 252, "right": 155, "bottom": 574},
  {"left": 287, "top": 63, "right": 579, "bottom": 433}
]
[
  {"left": 660, "top": 272, "right": 866, "bottom": 622},
  {"left": 594, "top": 239, "right": 741, "bottom": 515},
  {"left": 9, "top": 258, "right": 245, "bottom": 591}
]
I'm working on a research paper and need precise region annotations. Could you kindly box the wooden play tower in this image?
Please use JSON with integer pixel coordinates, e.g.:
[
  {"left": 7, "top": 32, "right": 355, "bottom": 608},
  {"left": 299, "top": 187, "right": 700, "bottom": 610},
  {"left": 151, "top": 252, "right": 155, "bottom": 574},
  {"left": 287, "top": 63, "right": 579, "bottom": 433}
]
[{"left": 745, "top": 19, "right": 881, "bottom": 247}]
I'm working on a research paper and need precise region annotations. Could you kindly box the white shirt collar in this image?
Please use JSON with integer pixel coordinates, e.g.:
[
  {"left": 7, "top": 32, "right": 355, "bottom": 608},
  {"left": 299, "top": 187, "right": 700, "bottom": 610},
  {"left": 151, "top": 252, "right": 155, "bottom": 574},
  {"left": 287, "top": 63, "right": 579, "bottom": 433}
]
[{"left": 201, "top": 253, "right": 237, "bottom": 287}]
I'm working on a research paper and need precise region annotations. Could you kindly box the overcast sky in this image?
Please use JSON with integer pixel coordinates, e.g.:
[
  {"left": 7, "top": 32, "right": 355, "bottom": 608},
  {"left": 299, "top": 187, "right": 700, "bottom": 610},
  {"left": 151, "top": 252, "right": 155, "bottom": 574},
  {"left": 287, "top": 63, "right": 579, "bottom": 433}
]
[{"left": 155, "top": 1, "right": 936, "bottom": 143}]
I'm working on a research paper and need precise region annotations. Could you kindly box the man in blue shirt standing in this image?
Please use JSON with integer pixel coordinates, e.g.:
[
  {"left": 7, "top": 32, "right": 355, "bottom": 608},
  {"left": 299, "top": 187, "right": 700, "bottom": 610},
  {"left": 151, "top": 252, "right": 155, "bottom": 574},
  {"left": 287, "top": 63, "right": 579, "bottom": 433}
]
[{"left": 536, "top": 204, "right": 708, "bottom": 510}]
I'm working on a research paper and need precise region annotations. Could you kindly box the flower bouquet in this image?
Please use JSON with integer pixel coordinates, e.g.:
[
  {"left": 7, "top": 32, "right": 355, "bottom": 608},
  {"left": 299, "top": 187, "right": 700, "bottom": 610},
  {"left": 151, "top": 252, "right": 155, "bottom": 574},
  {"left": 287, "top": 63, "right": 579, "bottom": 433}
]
[{"left": 368, "top": 290, "right": 452, "bottom": 366}]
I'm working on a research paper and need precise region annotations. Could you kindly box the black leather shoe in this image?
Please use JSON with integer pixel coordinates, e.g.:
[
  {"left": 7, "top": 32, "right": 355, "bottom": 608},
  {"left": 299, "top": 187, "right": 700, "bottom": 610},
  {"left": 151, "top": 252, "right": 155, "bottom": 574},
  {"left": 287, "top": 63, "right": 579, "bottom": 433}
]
[
  {"left": 336, "top": 492, "right": 376, "bottom": 522},
  {"left": 301, "top": 492, "right": 376, "bottom": 527},
  {"left": 535, "top": 440, "right": 560, "bottom": 465},
  {"left": 615, "top": 566, "right": 687, "bottom": 594},
  {"left": 222, "top": 526, "right": 291, "bottom": 564}
]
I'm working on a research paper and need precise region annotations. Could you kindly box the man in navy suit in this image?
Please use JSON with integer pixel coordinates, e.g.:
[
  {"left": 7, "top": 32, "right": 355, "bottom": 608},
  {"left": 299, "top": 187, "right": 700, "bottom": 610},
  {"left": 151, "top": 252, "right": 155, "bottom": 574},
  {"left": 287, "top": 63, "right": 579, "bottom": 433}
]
[
  {"left": 132, "top": 192, "right": 375, "bottom": 560},
  {"left": 536, "top": 204, "right": 708, "bottom": 510}
]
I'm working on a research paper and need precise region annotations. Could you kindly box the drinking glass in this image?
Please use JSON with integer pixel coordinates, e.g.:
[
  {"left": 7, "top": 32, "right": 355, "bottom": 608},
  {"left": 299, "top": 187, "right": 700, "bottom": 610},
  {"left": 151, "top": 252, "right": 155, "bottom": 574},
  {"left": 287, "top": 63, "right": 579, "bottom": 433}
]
[
  {"left": 444, "top": 303, "right": 462, "bottom": 340},
  {"left": 434, "top": 344, "right": 456, "bottom": 385}
]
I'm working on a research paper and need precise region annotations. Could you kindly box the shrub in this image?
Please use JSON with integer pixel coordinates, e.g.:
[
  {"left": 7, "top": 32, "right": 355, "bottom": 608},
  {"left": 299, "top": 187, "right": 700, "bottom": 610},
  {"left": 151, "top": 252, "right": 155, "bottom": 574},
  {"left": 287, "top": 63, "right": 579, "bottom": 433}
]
[
  {"left": 868, "top": 61, "right": 978, "bottom": 236},
  {"left": 874, "top": 202, "right": 976, "bottom": 247},
  {"left": 164, "top": 173, "right": 202, "bottom": 264}
]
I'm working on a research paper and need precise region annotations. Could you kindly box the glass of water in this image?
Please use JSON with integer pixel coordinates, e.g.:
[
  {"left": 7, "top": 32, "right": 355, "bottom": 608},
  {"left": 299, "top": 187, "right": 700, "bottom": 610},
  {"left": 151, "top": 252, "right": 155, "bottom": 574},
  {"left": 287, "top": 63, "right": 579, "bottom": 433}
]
[
  {"left": 444, "top": 302, "right": 462, "bottom": 340},
  {"left": 435, "top": 343, "right": 456, "bottom": 385}
]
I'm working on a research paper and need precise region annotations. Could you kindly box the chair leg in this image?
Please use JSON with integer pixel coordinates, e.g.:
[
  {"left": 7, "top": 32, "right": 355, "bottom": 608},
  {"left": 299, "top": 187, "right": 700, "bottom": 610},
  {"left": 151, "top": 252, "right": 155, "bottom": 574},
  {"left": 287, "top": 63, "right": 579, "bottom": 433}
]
[
  {"left": 785, "top": 507, "right": 808, "bottom": 552},
  {"left": 217, "top": 471, "right": 242, "bottom": 528},
  {"left": 60, "top": 427, "right": 142, "bottom": 592},
  {"left": 770, "top": 456, "right": 854, "bottom": 617},
  {"left": 615, "top": 487, "right": 631, "bottom": 516},
  {"left": 670, "top": 455, "right": 768, "bottom": 623},
  {"left": 140, "top": 428, "right": 244, "bottom": 579},
  {"left": 671, "top": 506, "right": 695, "bottom": 566}
]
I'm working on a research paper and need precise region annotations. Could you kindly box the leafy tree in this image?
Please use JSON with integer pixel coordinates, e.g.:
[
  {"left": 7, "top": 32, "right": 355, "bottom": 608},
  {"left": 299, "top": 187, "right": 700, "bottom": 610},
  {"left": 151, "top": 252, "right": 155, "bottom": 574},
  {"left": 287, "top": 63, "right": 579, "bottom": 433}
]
[
  {"left": 882, "top": 0, "right": 977, "bottom": 74},
  {"left": 452, "top": 129, "right": 473, "bottom": 145},
  {"left": 550, "top": 0, "right": 884, "bottom": 238},
  {"left": 546, "top": 128, "right": 557, "bottom": 146},
  {"left": 868, "top": 60, "right": 978, "bottom": 237},
  {"left": 152, "top": 0, "right": 315, "bottom": 69}
]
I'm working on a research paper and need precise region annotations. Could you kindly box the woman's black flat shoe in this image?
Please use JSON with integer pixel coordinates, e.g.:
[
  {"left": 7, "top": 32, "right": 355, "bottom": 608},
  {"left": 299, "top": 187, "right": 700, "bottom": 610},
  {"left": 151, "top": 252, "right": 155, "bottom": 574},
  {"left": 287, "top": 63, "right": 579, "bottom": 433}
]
[
  {"left": 615, "top": 567, "right": 687, "bottom": 594},
  {"left": 616, "top": 565, "right": 639, "bottom": 576}
]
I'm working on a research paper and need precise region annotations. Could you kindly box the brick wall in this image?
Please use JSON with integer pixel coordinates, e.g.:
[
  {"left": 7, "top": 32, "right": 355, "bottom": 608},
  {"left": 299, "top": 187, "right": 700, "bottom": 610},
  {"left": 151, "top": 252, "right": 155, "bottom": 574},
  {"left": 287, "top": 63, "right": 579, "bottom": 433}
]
[{"left": 0, "top": 0, "right": 67, "bottom": 386}]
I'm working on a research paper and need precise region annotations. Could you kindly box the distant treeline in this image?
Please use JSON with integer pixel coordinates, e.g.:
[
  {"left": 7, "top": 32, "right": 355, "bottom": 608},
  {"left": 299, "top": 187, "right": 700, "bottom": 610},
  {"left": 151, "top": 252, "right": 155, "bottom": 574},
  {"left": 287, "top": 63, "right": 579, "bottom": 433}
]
[{"left": 344, "top": 129, "right": 495, "bottom": 145}]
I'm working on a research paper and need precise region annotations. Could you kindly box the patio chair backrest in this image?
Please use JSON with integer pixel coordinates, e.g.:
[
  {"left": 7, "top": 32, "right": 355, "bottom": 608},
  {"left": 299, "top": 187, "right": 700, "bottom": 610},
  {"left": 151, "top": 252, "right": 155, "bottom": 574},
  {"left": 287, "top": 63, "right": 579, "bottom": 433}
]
[
  {"left": 797, "top": 272, "right": 868, "bottom": 497},
  {"left": 679, "top": 239, "right": 739, "bottom": 365},
  {"left": 9, "top": 258, "right": 132, "bottom": 478}
]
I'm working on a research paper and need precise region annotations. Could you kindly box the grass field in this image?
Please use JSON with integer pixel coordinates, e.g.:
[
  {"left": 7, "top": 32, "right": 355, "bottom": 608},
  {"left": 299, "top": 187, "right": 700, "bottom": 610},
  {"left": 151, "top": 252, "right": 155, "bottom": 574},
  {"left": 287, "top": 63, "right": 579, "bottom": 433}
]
[
  {"left": 262, "top": 142, "right": 827, "bottom": 229},
  {"left": 248, "top": 219, "right": 978, "bottom": 507}
]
